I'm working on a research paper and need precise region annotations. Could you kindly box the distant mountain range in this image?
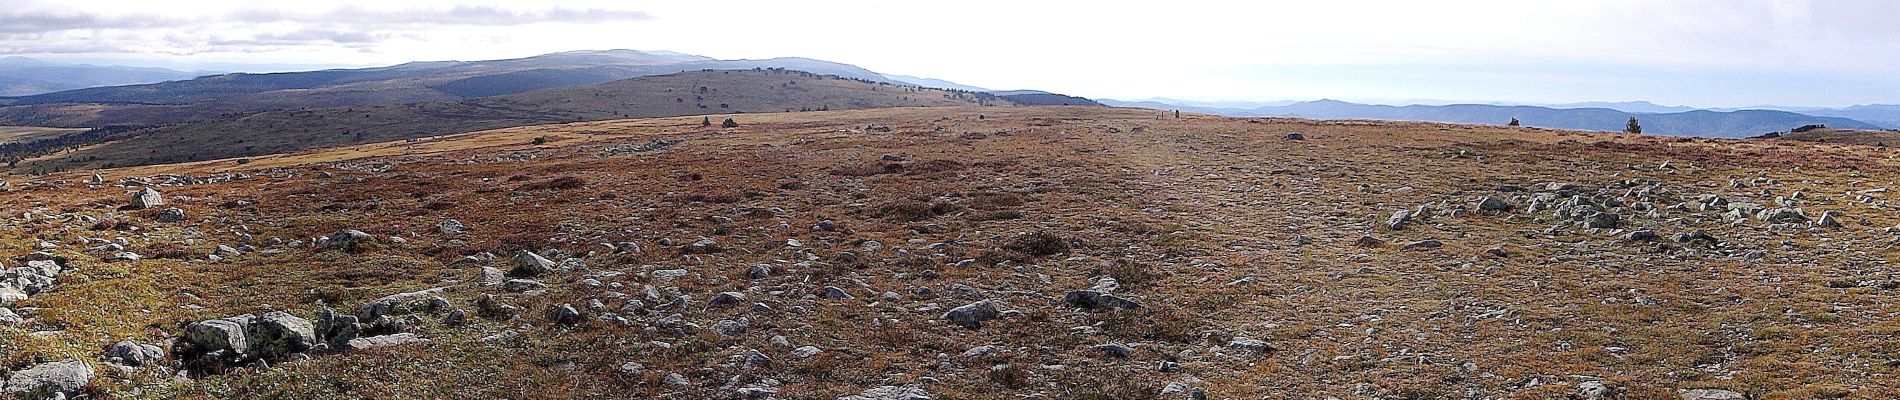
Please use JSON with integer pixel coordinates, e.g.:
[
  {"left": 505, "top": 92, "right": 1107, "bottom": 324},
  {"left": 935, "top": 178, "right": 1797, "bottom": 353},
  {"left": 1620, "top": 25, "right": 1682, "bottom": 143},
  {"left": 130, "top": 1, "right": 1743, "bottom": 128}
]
[
  {"left": 13, "top": 69, "right": 1013, "bottom": 172},
  {"left": 0, "top": 50, "right": 1094, "bottom": 128},
  {"left": 0, "top": 57, "right": 208, "bottom": 96},
  {"left": 0, "top": 50, "right": 1102, "bottom": 172},
  {"left": 1102, "top": 98, "right": 1895, "bottom": 137}
]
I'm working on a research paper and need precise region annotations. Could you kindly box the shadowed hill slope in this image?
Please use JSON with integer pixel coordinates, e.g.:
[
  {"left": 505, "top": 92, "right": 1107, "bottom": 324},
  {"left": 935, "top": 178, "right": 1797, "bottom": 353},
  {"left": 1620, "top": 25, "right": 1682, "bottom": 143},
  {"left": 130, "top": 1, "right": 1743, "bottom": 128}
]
[{"left": 12, "top": 69, "right": 1010, "bottom": 172}]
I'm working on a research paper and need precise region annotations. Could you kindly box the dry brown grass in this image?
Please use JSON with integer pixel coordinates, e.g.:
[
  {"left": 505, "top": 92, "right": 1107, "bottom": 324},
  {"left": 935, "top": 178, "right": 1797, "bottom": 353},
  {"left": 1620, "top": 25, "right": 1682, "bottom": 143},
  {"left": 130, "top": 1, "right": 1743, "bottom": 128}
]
[{"left": 8, "top": 106, "right": 1900, "bottom": 398}]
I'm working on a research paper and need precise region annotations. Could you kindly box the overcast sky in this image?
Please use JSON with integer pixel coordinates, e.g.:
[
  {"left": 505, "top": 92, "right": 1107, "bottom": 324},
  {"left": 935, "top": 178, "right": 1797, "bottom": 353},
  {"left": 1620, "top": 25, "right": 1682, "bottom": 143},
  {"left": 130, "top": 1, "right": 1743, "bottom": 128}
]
[{"left": 3, "top": 0, "right": 1896, "bottom": 108}]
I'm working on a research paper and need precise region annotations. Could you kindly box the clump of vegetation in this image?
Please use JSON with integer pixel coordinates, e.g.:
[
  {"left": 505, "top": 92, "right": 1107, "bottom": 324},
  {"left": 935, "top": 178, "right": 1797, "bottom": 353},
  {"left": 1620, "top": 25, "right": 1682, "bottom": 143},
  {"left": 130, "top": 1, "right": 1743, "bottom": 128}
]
[
  {"left": 721, "top": 118, "right": 739, "bottom": 128},
  {"left": 522, "top": 176, "right": 586, "bottom": 190}
]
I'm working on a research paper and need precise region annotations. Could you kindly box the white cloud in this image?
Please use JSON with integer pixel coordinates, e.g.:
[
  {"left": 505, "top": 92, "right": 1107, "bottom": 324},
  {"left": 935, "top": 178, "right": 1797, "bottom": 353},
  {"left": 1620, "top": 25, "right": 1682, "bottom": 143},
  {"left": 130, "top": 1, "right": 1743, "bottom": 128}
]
[{"left": 1, "top": 0, "right": 1897, "bottom": 107}]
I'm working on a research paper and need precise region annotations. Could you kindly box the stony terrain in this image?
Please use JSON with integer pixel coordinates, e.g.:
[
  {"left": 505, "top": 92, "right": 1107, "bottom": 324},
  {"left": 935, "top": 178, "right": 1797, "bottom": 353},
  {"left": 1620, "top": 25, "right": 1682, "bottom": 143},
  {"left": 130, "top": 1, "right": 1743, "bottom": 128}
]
[{"left": 3, "top": 105, "right": 1900, "bottom": 399}]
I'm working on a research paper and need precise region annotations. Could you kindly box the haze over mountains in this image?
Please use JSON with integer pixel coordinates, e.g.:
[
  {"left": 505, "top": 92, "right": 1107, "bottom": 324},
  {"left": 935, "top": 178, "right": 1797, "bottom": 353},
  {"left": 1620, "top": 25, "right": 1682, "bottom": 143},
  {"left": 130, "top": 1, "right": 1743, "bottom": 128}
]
[
  {"left": 0, "top": 58, "right": 208, "bottom": 97},
  {"left": 1101, "top": 98, "right": 1900, "bottom": 137}
]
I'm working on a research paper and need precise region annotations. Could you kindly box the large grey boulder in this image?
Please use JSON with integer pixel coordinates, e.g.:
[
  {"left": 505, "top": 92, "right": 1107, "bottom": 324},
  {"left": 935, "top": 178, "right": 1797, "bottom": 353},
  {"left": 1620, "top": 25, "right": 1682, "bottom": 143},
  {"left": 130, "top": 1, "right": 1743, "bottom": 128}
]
[
  {"left": 104, "top": 340, "right": 165, "bottom": 367},
  {"left": 183, "top": 315, "right": 253, "bottom": 359},
  {"left": 130, "top": 188, "right": 164, "bottom": 209},
  {"left": 1475, "top": 196, "right": 1513, "bottom": 214},
  {"left": 509, "top": 250, "right": 556, "bottom": 277},
  {"left": 0, "top": 286, "right": 25, "bottom": 305},
  {"left": 154, "top": 207, "right": 187, "bottom": 222},
  {"left": 2, "top": 359, "right": 94, "bottom": 399},
  {"left": 942, "top": 300, "right": 1002, "bottom": 329},
  {"left": 327, "top": 229, "right": 374, "bottom": 251},
  {"left": 1385, "top": 209, "right": 1413, "bottom": 230},
  {"left": 0, "top": 307, "right": 23, "bottom": 326},
  {"left": 356, "top": 287, "right": 449, "bottom": 322},
  {"left": 315, "top": 308, "right": 362, "bottom": 351},
  {"left": 1755, "top": 207, "right": 1807, "bottom": 224},
  {"left": 249, "top": 311, "right": 317, "bottom": 358},
  {"left": 839, "top": 384, "right": 933, "bottom": 400}
]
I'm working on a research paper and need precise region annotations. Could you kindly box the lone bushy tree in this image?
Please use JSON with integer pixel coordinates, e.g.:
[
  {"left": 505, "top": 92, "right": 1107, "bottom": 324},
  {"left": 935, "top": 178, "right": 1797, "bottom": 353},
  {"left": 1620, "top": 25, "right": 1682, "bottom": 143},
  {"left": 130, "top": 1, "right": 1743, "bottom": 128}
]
[
  {"left": 1625, "top": 117, "right": 1642, "bottom": 134},
  {"left": 1508, "top": 118, "right": 1520, "bottom": 127},
  {"left": 721, "top": 118, "right": 739, "bottom": 128}
]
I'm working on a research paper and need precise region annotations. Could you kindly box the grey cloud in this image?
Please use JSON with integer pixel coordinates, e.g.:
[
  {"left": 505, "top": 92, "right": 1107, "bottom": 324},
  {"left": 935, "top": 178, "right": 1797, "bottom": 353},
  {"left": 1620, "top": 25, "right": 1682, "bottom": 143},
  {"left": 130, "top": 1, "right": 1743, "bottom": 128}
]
[
  {"left": 0, "top": 10, "right": 187, "bottom": 34},
  {"left": 0, "top": 4, "right": 652, "bottom": 55},
  {"left": 233, "top": 5, "right": 653, "bottom": 28}
]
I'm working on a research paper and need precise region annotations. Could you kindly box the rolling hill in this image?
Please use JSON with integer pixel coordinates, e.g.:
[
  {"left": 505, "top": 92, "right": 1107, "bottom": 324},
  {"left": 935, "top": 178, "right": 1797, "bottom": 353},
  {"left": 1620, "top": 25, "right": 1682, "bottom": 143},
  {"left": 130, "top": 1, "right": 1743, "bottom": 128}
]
[
  {"left": 1110, "top": 99, "right": 1882, "bottom": 137},
  {"left": 0, "top": 50, "right": 960, "bottom": 128},
  {"left": 10, "top": 69, "right": 1013, "bottom": 172}
]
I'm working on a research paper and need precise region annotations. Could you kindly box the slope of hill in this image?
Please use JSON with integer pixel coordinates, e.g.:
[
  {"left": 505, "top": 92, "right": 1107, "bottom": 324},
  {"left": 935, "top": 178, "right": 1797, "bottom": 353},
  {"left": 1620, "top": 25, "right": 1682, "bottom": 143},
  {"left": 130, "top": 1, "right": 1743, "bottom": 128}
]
[
  {"left": 988, "top": 90, "right": 1102, "bottom": 106},
  {"left": 10, "top": 69, "right": 1011, "bottom": 172},
  {"left": 1760, "top": 127, "right": 1900, "bottom": 146},
  {"left": 7, "top": 106, "right": 1900, "bottom": 398},
  {"left": 1113, "top": 99, "right": 1882, "bottom": 137},
  {"left": 0, "top": 50, "right": 983, "bottom": 128},
  {"left": 1797, "top": 104, "right": 1900, "bottom": 129}
]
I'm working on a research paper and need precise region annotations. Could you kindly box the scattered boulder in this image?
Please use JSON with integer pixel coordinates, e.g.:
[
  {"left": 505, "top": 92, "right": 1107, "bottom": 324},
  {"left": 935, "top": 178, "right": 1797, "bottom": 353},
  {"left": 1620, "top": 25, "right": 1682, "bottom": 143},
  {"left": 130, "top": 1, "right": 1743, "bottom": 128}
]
[
  {"left": 1282, "top": 132, "right": 1306, "bottom": 140},
  {"left": 821, "top": 286, "right": 855, "bottom": 300},
  {"left": 746, "top": 264, "right": 772, "bottom": 280},
  {"left": 104, "top": 340, "right": 165, "bottom": 367},
  {"left": 839, "top": 384, "right": 933, "bottom": 400},
  {"left": 154, "top": 207, "right": 187, "bottom": 222},
  {"left": 1475, "top": 196, "right": 1513, "bottom": 214},
  {"left": 504, "top": 279, "right": 548, "bottom": 292},
  {"left": 1228, "top": 337, "right": 1274, "bottom": 354},
  {"left": 1584, "top": 212, "right": 1619, "bottom": 229},
  {"left": 1062, "top": 290, "right": 1142, "bottom": 311},
  {"left": 1, "top": 359, "right": 94, "bottom": 399},
  {"left": 182, "top": 315, "right": 253, "bottom": 360},
  {"left": 436, "top": 220, "right": 466, "bottom": 234},
  {"left": 0, "top": 307, "right": 22, "bottom": 326},
  {"left": 791, "top": 346, "right": 822, "bottom": 359},
  {"left": 942, "top": 300, "right": 1002, "bottom": 329},
  {"left": 1385, "top": 210, "right": 1413, "bottom": 230},
  {"left": 1401, "top": 239, "right": 1443, "bottom": 250},
  {"left": 1755, "top": 207, "right": 1807, "bottom": 224},
  {"left": 549, "top": 304, "right": 583, "bottom": 325},
  {"left": 326, "top": 229, "right": 373, "bottom": 252},
  {"left": 1679, "top": 388, "right": 1744, "bottom": 400},
  {"left": 248, "top": 311, "right": 317, "bottom": 358},
  {"left": 344, "top": 333, "right": 427, "bottom": 353},
  {"left": 1577, "top": 381, "right": 1610, "bottom": 400},
  {"left": 1625, "top": 230, "right": 1659, "bottom": 242},
  {"left": 130, "top": 188, "right": 164, "bottom": 209},
  {"left": 508, "top": 250, "right": 556, "bottom": 277},
  {"left": 1816, "top": 211, "right": 1843, "bottom": 228}
]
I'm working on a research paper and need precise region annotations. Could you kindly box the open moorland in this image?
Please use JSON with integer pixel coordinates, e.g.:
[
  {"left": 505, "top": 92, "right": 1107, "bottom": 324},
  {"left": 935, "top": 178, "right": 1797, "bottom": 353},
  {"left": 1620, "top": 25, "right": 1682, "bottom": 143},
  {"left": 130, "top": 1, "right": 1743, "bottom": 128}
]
[{"left": 5, "top": 105, "right": 1900, "bottom": 399}]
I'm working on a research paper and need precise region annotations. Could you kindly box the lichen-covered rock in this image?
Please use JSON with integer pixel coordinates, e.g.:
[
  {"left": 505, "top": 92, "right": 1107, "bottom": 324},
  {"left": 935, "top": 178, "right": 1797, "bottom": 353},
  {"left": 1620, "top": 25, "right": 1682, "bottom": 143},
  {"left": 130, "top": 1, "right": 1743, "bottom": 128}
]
[
  {"left": 3, "top": 359, "right": 94, "bottom": 399},
  {"left": 105, "top": 340, "right": 166, "bottom": 367},
  {"left": 183, "top": 315, "right": 253, "bottom": 359},
  {"left": 249, "top": 311, "right": 317, "bottom": 358}
]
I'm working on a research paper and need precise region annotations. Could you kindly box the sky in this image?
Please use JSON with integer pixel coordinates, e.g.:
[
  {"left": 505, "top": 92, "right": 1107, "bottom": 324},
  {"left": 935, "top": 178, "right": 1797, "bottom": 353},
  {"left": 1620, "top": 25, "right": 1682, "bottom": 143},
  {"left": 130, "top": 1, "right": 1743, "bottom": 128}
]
[{"left": 2, "top": 0, "right": 1897, "bottom": 108}]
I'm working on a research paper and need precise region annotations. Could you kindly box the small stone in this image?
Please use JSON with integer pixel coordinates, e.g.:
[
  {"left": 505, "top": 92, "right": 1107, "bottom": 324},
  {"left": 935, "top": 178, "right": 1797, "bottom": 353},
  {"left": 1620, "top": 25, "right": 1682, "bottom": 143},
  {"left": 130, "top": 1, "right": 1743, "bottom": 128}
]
[
  {"left": 1679, "top": 388, "right": 1744, "bottom": 400},
  {"left": 791, "top": 345, "right": 822, "bottom": 359}
]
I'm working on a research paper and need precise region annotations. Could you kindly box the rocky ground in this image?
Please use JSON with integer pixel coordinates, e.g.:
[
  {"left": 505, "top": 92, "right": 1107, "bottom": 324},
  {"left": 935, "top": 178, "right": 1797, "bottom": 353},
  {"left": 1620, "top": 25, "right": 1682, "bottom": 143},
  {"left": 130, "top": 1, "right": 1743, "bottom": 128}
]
[{"left": 3, "top": 106, "right": 1900, "bottom": 399}]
